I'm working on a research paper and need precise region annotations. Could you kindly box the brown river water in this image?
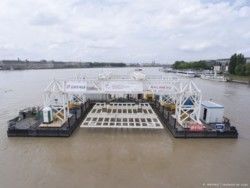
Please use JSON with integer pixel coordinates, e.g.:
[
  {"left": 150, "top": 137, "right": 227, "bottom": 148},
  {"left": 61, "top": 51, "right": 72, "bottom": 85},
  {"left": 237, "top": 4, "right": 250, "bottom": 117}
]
[{"left": 0, "top": 68, "right": 249, "bottom": 188}]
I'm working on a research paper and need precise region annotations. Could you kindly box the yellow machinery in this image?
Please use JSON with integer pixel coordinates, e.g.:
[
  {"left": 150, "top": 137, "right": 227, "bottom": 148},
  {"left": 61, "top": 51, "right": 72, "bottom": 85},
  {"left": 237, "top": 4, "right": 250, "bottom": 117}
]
[
  {"left": 68, "top": 102, "right": 81, "bottom": 110},
  {"left": 160, "top": 101, "right": 176, "bottom": 111},
  {"left": 144, "top": 91, "right": 154, "bottom": 101}
]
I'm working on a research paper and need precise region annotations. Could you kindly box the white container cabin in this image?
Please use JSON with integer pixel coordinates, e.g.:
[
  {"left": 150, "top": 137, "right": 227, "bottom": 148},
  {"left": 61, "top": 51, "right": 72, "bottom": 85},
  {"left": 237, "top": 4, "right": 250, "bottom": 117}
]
[
  {"left": 42, "top": 107, "right": 53, "bottom": 124},
  {"left": 200, "top": 101, "right": 224, "bottom": 124}
]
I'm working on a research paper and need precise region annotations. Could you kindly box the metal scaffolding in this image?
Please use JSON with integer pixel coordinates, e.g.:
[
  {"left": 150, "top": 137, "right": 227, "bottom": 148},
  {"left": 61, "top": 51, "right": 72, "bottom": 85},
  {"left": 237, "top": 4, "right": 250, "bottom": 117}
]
[
  {"left": 43, "top": 72, "right": 202, "bottom": 127},
  {"left": 44, "top": 79, "right": 69, "bottom": 122}
]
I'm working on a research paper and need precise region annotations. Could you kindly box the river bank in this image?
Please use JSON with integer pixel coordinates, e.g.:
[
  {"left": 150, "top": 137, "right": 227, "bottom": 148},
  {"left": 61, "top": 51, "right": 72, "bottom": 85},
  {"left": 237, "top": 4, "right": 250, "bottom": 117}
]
[
  {"left": 0, "top": 60, "right": 163, "bottom": 70},
  {"left": 226, "top": 74, "right": 250, "bottom": 84}
]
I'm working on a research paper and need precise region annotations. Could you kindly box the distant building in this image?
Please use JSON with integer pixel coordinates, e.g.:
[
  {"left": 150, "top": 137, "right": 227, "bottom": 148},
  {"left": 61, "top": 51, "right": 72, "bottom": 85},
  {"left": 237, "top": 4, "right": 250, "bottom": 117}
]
[
  {"left": 214, "top": 57, "right": 250, "bottom": 65},
  {"left": 0, "top": 61, "right": 3, "bottom": 70},
  {"left": 225, "top": 64, "right": 229, "bottom": 72},
  {"left": 204, "top": 57, "right": 250, "bottom": 65},
  {"left": 213, "top": 64, "right": 221, "bottom": 72},
  {"left": 216, "top": 59, "right": 230, "bottom": 64},
  {"left": 206, "top": 57, "right": 250, "bottom": 73},
  {"left": 0, "top": 60, "right": 54, "bottom": 70},
  {"left": 0, "top": 60, "right": 126, "bottom": 70},
  {"left": 212, "top": 62, "right": 229, "bottom": 73}
]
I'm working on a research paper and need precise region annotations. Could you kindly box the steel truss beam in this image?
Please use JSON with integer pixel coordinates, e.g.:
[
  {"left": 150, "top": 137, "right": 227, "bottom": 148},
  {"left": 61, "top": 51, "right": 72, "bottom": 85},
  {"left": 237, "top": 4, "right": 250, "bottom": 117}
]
[
  {"left": 44, "top": 79, "right": 68, "bottom": 122},
  {"left": 44, "top": 73, "right": 202, "bottom": 127}
]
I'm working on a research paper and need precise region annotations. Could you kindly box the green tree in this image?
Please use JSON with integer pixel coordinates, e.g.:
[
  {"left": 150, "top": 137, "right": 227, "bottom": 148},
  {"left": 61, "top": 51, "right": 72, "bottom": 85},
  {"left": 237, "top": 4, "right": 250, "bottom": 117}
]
[
  {"left": 235, "top": 64, "right": 245, "bottom": 76},
  {"left": 172, "top": 60, "right": 210, "bottom": 70},
  {"left": 245, "top": 64, "right": 250, "bottom": 76},
  {"left": 229, "top": 54, "right": 237, "bottom": 74},
  {"left": 172, "top": 61, "right": 184, "bottom": 69},
  {"left": 229, "top": 53, "right": 246, "bottom": 75},
  {"left": 237, "top": 53, "right": 246, "bottom": 65}
]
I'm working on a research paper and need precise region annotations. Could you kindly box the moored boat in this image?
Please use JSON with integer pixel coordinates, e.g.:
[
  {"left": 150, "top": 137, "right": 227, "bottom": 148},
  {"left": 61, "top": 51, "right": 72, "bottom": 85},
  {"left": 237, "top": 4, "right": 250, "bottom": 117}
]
[{"left": 201, "top": 74, "right": 226, "bottom": 82}]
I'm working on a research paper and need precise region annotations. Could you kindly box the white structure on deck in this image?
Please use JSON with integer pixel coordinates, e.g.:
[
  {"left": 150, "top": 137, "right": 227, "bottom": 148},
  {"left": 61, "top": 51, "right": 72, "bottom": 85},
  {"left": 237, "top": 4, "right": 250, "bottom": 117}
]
[
  {"left": 200, "top": 101, "right": 224, "bottom": 124},
  {"left": 44, "top": 71, "right": 202, "bottom": 128}
]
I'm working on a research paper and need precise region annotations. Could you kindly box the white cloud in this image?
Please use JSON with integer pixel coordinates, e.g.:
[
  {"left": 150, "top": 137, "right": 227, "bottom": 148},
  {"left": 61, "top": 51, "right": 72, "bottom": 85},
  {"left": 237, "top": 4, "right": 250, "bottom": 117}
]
[
  {"left": 239, "top": 6, "right": 250, "bottom": 17},
  {"left": 179, "top": 42, "right": 215, "bottom": 52},
  {"left": 30, "top": 12, "right": 61, "bottom": 26},
  {"left": 0, "top": 0, "right": 249, "bottom": 63}
]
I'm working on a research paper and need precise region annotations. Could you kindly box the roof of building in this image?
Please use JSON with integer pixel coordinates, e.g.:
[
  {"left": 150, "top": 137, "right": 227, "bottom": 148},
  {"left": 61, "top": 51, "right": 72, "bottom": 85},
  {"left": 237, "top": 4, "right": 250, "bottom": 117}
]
[{"left": 201, "top": 101, "right": 224, "bottom": 108}]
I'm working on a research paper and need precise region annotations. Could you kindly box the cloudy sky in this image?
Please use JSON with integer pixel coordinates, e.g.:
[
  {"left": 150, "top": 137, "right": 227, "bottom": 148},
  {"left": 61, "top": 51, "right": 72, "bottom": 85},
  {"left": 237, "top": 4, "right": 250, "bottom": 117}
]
[{"left": 0, "top": 0, "right": 249, "bottom": 63}]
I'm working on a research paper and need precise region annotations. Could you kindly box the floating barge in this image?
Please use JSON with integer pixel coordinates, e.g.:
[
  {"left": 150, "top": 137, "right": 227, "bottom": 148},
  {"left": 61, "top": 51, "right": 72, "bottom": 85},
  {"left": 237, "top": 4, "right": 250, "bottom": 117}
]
[
  {"left": 7, "top": 100, "right": 238, "bottom": 138},
  {"left": 8, "top": 101, "right": 93, "bottom": 137},
  {"left": 7, "top": 71, "right": 238, "bottom": 138},
  {"left": 151, "top": 101, "right": 238, "bottom": 138}
]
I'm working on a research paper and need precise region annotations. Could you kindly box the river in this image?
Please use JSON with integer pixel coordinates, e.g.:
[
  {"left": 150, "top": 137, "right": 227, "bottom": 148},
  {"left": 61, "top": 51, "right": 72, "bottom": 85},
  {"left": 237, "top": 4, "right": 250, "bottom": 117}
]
[{"left": 0, "top": 67, "right": 249, "bottom": 188}]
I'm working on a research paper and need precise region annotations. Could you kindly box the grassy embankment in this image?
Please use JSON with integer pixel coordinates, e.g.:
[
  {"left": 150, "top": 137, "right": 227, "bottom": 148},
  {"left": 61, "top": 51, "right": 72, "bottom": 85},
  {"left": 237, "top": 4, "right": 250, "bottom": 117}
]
[{"left": 225, "top": 74, "right": 250, "bottom": 84}]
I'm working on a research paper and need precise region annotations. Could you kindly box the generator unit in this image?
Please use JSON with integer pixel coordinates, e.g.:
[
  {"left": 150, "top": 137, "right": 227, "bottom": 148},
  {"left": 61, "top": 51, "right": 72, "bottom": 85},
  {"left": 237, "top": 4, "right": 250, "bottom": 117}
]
[
  {"left": 42, "top": 107, "right": 53, "bottom": 124},
  {"left": 200, "top": 101, "right": 224, "bottom": 124}
]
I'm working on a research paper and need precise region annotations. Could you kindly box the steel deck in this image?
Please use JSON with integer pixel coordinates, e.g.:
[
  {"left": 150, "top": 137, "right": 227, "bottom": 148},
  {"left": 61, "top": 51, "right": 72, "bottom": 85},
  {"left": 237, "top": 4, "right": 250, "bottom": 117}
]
[{"left": 81, "top": 102, "right": 164, "bottom": 129}]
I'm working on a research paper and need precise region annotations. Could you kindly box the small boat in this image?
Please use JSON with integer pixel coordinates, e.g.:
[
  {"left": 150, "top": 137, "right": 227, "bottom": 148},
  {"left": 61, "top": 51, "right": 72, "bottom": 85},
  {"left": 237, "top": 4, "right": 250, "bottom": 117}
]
[
  {"left": 134, "top": 68, "right": 142, "bottom": 71},
  {"left": 176, "top": 71, "right": 196, "bottom": 78},
  {"left": 162, "top": 68, "right": 173, "bottom": 73},
  {"left": 184, "top": 71, "right": 196, "bottom": 78},
  {"left": 201, "top": 74, "right": 226, "bottom": 82}
]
